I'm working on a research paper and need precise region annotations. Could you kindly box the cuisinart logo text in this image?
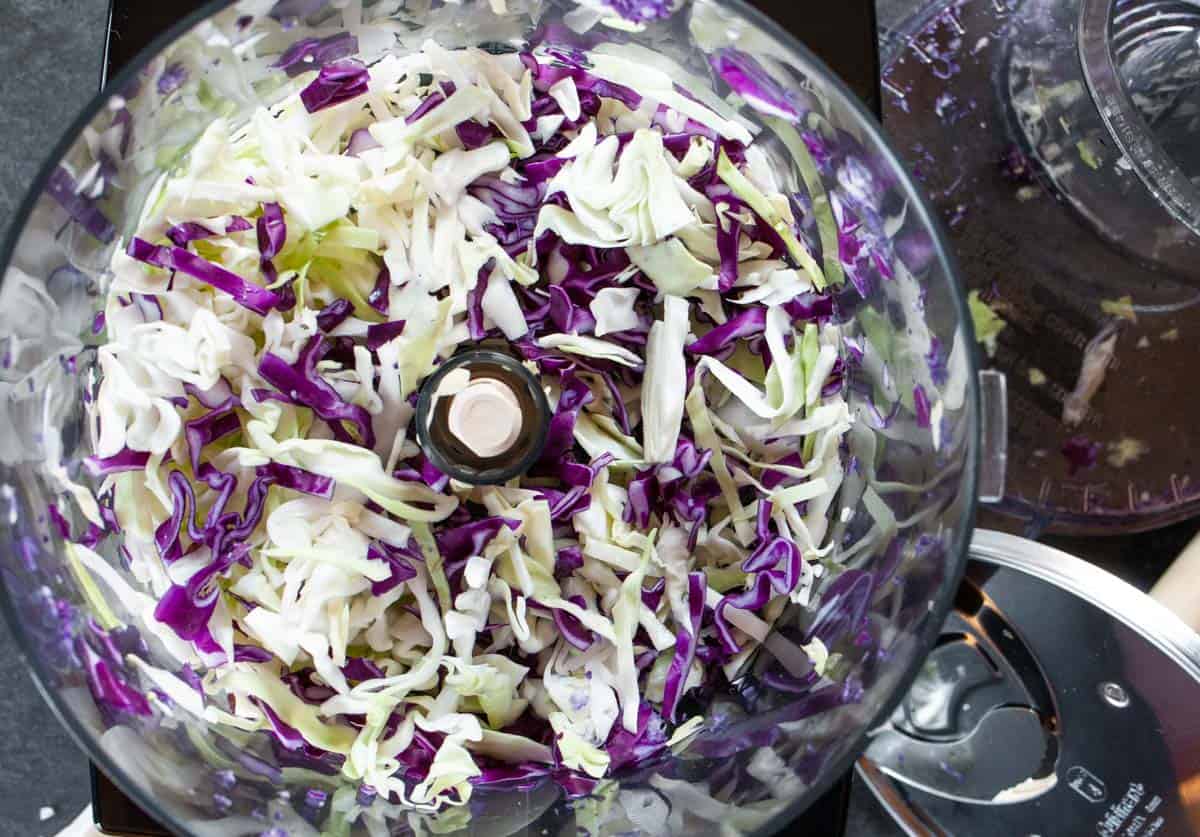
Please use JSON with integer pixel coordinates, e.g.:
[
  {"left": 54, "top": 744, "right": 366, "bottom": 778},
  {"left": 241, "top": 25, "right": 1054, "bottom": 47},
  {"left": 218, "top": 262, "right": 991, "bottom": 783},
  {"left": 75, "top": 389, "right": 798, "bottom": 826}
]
[{"left": 1097, "top": 783, "right": 1145, "bottom": 837}]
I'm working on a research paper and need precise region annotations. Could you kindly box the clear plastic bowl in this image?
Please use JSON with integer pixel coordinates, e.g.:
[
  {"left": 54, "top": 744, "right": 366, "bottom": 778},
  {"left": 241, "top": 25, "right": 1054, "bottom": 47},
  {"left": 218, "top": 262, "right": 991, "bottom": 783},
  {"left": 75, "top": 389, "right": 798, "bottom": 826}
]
[{"left": 0, "top": 1, "right": 979, "bottom": 834}]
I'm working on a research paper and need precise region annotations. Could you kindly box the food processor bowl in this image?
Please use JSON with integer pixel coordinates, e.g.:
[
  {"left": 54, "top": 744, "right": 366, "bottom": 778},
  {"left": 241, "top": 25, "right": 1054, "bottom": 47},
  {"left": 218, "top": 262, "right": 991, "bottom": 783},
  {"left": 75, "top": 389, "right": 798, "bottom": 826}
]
[{"left": 0, "top": 1, "right": 980, "bottom": 834}]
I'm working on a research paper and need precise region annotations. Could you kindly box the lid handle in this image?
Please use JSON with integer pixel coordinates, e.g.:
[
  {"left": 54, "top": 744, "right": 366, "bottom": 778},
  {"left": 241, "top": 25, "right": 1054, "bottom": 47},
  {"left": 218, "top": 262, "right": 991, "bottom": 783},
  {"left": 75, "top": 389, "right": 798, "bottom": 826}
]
[{"left": 978, "top": 369, "right": 1008, "bottom": 503}]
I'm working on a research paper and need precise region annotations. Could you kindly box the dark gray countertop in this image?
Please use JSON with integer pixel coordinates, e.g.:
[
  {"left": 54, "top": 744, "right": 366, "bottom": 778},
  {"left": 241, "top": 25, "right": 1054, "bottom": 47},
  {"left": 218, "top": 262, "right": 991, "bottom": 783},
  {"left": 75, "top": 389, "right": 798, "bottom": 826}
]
[
  {"left": 0, "top": 2, "right": 1193, "bottom": 836},
  {"left": 0, "top": 4, "right": 110, "bottom": 833}
]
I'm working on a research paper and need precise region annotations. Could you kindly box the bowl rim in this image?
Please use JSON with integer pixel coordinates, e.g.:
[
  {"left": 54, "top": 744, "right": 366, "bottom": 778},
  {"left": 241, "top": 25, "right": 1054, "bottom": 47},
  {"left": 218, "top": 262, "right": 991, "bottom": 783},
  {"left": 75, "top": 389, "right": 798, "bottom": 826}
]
[
  {"left": 0, "top": 0, "right": 980, "bottom": 832},
  {"left": 1080, "top": 0, "right": 1200, "bottom": 244}
]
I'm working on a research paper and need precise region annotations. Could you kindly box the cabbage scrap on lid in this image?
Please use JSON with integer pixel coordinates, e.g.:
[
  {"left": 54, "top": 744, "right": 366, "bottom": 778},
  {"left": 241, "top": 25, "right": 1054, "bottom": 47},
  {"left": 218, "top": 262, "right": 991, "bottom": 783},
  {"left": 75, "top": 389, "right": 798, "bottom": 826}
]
[{"left": 71, "top": 36, "right": 856, "bottom": 811}]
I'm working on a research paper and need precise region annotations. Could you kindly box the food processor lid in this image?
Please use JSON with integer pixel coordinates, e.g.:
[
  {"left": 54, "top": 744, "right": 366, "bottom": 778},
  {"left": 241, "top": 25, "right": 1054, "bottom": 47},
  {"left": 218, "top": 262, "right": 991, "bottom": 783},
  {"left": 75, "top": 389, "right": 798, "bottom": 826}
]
[
  {"left": 858, "top": 529, "right": 1200, "bottom": 835},
  {"left": 881, "top": 0, "right": 1200, "bottom": 534}
]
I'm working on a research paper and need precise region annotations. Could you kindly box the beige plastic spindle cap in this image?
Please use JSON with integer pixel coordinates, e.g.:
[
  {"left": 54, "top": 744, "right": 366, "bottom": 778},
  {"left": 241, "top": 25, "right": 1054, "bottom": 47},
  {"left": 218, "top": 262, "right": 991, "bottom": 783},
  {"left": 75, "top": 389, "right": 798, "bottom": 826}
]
[{"left": 446, "top": 377, "right": 524, "bottom": 459}]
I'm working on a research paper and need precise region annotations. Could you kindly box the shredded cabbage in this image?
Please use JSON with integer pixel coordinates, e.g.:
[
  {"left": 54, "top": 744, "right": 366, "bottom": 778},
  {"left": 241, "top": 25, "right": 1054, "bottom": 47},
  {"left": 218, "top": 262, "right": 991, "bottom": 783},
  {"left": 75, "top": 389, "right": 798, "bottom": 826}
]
[
  {"left": 640, "top": 296, "right": 689, "bottom": 462},
  {"left": 628, "top": 239, "right": 717, "bottom": 297},
  {"left": 967, "top": 289, "right": 1006, "bottom": 357},
  {"left": 71, "top": 33, "right": 858, "bottom": 814},
  {"left": 590, "top": 286, "right": 642, "bottom": 336}
]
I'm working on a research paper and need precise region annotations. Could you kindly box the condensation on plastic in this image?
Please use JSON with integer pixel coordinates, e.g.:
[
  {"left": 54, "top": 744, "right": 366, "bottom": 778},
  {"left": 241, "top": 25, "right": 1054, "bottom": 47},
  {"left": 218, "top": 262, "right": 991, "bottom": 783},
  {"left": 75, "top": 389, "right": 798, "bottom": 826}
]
[{"left": 0, "top": 1, "right": 979, "bottom": 835}]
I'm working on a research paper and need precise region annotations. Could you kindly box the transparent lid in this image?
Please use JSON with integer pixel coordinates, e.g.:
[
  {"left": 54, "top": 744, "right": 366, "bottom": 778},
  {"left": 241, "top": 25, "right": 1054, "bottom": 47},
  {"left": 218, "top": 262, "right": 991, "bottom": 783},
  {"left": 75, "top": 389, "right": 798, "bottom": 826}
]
[{"left": 882, "top": 0, "right": 1200, "bottom": 535}]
